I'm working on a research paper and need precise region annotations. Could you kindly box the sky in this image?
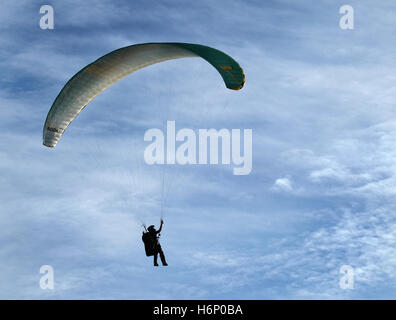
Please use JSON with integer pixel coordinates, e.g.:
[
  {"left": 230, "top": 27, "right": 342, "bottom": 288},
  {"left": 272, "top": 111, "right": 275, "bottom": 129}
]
[{"left": 1, "top": 0, "right": 396, "bottom": 299}]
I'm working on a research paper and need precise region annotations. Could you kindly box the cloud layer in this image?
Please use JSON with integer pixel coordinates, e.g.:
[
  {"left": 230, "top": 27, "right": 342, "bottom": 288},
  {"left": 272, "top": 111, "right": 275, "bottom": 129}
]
[{"left": 1, "top": 0, "right": 396, "bottom": 299}]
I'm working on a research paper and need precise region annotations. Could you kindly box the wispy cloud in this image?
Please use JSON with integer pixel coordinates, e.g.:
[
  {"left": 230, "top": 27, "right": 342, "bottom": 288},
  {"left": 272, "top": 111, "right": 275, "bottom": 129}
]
[{"left": 1, "top": 0, "right": 396, "bottom": 299}]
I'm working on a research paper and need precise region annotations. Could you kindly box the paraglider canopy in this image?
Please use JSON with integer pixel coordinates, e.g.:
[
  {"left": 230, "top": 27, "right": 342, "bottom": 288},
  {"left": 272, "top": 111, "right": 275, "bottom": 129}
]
[{"left": 42, "top": 42, "right": 245, "bottom": 148}]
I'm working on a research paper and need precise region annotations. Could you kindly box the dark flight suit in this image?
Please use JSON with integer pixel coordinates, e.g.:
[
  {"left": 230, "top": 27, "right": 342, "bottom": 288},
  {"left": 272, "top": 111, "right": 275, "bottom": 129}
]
[{"left": 148, "top": 225, "right": 168, "bottom": 266}]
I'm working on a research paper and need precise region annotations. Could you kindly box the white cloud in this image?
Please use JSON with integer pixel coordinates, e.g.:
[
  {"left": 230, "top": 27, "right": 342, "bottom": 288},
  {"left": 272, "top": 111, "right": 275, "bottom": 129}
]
[{"left": 273, "top": 177, "right": 293, "bottom": 192}]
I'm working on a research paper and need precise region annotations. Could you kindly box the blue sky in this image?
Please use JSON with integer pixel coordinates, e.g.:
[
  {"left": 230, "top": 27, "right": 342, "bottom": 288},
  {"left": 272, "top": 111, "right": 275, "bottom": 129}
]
[{"left": 1, "top": 0, "right": 396, "bottom": 299}]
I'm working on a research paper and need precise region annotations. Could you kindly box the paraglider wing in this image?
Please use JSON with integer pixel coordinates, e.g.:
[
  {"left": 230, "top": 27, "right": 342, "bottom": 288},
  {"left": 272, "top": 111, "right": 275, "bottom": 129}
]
[{"left": 43, "top": 42, "right": 245, "bottom": 148}]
